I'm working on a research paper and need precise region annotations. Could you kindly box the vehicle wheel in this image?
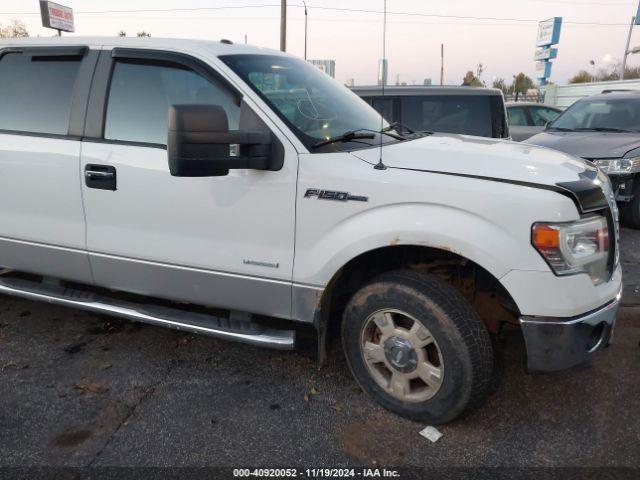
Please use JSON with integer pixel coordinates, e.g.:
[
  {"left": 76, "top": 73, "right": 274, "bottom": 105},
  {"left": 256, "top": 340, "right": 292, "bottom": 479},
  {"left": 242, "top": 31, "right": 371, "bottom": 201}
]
[
  {"left": 620, "top": 184, "right": 640, "bottom": 229},
  {"left": 341, "top": 270, "right": 493, "bottom": 424}
]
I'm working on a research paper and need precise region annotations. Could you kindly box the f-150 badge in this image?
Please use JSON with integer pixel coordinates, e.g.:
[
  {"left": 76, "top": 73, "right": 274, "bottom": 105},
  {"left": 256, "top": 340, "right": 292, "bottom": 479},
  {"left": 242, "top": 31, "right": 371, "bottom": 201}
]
[{"left": 304, "top": 189, "right": 368, "bottom": 202}]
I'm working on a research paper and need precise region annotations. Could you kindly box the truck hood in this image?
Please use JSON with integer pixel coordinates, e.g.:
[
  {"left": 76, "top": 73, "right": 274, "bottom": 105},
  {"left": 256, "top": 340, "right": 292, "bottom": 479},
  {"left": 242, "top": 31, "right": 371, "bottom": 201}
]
[
  {"left": 350, "top": 133, "right": 589, "bottom": 187},
  {"left": 525, "top": 131, "right": 640, "bottom": 160}
]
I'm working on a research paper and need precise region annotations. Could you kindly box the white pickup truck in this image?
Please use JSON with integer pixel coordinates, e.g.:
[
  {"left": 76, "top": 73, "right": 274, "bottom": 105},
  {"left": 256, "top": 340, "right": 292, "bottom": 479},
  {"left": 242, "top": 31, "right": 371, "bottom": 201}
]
[{"left": 0, "top": 37, "right": 622, "bottom": 424}]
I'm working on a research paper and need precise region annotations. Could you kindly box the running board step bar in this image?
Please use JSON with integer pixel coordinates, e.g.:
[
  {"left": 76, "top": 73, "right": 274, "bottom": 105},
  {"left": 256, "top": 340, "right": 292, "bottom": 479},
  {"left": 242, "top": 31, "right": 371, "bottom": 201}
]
[{"left": 0, "top": 274, "right": 295, "bottom": 350}]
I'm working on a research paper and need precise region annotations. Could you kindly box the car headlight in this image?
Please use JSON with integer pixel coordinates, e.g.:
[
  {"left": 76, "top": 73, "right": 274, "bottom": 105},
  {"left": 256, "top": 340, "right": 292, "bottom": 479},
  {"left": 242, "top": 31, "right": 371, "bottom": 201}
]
[
  {"left": 594, "top": 157, "right": 640, "bottom": 174},
  {"left": 532, "top": 215, "right": 609, "bottom": 285}
]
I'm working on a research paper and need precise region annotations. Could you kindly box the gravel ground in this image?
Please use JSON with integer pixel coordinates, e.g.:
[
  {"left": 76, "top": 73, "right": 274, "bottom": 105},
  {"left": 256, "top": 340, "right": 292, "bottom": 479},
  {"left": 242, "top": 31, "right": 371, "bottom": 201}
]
[{"left": 0, "top": 230, "right": 639, "bottom": 472}]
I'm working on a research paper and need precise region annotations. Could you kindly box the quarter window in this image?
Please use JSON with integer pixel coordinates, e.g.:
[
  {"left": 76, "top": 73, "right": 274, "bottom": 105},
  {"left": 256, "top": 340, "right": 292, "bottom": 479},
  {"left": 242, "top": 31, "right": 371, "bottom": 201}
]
[
  {"left": 104, "top": 60, "right": 240, "bottom": 145},
  {"left": 0, "top": 52, "right": 82, "bottom": 135},
  {"left": 400, "top": 95, "right": 493, "bottom": 137}
]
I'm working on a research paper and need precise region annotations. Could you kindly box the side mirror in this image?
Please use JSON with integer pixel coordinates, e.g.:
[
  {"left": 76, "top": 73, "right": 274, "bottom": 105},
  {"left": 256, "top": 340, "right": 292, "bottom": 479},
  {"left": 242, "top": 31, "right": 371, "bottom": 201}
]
[{"left": 167, "top": 104, "right": 273, "bottom": 177}]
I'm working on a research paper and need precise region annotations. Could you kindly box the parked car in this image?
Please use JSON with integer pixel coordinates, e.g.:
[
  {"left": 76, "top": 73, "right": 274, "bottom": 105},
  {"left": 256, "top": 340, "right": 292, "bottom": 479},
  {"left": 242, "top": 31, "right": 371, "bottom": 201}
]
[
  {"left": 351, "top": 85, "right": 509, "bottom": 139},
  {"left": 527, "top": 90, "right": 640, "bottom": 227},
  {"left": 0, "top": 37, "right": 621, "bottom": 424},
  {"left": 506, "top": 102, "right": 562, "bottom": 141}
]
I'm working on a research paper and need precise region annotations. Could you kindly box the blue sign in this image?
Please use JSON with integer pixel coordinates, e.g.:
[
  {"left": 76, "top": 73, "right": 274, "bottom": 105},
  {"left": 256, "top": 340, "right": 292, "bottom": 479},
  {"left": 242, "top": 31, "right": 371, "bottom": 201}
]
[
  {"left": 534, "top": 46, "right": 557, "bottom": 61},
  {"left": 535, "top": 61, "right": 552, "bottom": 79},
  {"left": 535, "top": 17, "right": 562, "bottom": 84},
  {"left": 536, "top": 17, "right": 562, "bottom": 47}
]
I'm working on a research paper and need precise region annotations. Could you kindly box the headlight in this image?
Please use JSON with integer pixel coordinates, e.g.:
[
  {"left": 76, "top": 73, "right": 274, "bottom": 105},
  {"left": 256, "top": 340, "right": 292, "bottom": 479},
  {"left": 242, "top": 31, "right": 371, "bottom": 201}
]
[
  {"left": 594, "top": 157, "right": 640, "bottom": 174},
  {"left": 532, "top": 215, "right": 609, "bottom": 285}
]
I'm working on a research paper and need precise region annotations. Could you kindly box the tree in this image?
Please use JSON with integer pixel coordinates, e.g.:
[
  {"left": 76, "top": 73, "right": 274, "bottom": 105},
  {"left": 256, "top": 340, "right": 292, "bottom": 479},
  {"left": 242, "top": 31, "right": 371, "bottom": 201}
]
[
  {"left": 476, "top": 63, "right": 485, "bottom": 85},
  {"left": 0, "top": 20, "right": 29, "bottom": 38},
  {"left": 136, "top": 31, "right": 151, "bottom": 37},
  {"left": 461, "top": 70, "right": 483, "bottom": 87},
  {"left": 117, "top": 30, "right": 127, "bottom": 37},
  {"left": 511, "top": 73, "right": 534, "bottom": 95},
  {"left": 567, "top": 63, "right": 640, "bottom": 83},
  {"left": 492, "top": 77, "right": 508, "bottom": 95},
  {"left": 623, "top": 66, "right": 640, "bottom": 80},
  {"left": 568, "top": 70, "right": 593, "bottom": 84}
]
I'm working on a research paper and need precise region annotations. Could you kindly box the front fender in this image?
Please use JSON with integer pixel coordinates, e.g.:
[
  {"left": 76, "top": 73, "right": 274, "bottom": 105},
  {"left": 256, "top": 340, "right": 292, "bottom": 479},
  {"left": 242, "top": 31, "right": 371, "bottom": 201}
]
[{"left": 294, "top": 202, "right": 547, "bottom": 287}]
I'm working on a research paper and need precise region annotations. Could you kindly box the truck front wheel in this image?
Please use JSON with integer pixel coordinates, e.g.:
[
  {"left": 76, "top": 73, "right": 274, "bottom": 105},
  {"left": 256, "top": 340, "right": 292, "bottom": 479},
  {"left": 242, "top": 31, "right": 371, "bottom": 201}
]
[{"left": 341, "top": 270, "right": 493, "bottom": 424}]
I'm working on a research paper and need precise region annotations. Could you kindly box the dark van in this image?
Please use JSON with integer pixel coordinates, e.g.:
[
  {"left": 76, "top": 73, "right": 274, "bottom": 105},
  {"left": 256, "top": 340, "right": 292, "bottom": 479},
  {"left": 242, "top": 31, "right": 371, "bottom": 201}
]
[{"left": 351, "top": 85, "right": 509, "bottom": 139}]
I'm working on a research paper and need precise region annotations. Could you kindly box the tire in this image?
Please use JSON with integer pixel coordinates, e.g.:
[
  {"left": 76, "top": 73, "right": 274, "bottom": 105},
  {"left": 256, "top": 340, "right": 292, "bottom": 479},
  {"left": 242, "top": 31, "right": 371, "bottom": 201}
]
[
  {"left": 341, "top": 269, "right": 493, "bottom": 424},
  {"left": 620, "top": 183, "right": 640, "bottom": 229}
]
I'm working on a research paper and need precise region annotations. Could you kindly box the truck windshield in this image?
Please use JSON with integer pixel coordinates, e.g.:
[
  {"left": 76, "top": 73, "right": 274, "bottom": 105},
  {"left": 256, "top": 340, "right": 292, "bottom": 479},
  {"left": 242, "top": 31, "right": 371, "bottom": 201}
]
[
  {"left": 550, "top": 97, "right": 640, "bottom": 132},
  {"left": 220, "top": 54, "right": 397, "bottom": 152}
]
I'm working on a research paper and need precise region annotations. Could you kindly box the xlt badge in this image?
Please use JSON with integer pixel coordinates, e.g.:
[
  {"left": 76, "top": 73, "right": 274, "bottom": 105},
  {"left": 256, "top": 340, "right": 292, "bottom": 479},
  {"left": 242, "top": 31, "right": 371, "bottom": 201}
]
[{"left": 304, "top": 189, "right": 368, "bottom": 202}]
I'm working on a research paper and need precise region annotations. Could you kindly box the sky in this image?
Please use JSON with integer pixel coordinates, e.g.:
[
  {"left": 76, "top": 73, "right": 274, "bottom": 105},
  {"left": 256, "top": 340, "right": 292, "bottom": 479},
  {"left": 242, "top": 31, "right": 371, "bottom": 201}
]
[{"left": 2, "top": 0, "right": 640, "bottom": 86}]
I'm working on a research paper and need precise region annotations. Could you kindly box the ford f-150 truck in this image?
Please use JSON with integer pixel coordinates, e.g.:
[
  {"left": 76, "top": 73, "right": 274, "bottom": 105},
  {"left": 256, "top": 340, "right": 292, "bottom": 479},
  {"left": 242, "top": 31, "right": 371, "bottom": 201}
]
[{"left": 0, "top": 37, "right": 622, "bottom": 424}]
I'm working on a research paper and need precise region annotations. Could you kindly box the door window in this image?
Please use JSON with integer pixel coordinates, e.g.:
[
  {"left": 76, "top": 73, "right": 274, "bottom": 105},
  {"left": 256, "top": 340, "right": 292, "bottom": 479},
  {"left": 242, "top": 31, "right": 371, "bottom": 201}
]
[
  {"left": 530, "top": 107, "right": 560, "bottom": 126},
  {"left": 104, "top": 60, "right": 240, "bottom": 145},
  {"left": 0, "top": 53, "right": 82, "bottom": 135},
  {"left": 507, "top": 107, "right": 527, "bottom": 126}
]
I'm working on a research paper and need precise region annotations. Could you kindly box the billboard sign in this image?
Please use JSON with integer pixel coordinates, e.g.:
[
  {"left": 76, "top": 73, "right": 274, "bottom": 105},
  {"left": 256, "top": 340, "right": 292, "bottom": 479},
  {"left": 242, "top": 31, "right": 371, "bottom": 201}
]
[
  {"left": 534, "top": 46, "right": 557, "bottom": 61},
  {"left": 536, "top": 17, "right": 562, "bottom": 47},
  {"left": 535, "top": 61, "right": 552, "bottom": 79},
  {"left": 40, "top": 1, "right": 74, "bottom": 33}
]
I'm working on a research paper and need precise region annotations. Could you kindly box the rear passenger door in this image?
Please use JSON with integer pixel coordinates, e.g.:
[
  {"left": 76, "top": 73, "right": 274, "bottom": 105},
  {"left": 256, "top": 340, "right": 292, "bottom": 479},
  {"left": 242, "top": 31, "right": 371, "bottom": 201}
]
[{"left": 0, "top": 46, "right": 97, "bottom": 283}]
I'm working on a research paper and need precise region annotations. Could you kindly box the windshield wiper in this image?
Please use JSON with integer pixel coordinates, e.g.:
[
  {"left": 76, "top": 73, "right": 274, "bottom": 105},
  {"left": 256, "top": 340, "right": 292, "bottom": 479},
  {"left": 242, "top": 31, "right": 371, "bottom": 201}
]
[
  {"left": 573, "top": 127, "right": 635, "bottom": 133},
  {"left": 311, "top": 130, "right": 376, "bottom": 149},
  {"left": 383, "top": 122, "right": 414, "bottom": 134},
  {"left": 311, "top": 128, "right": 406, "bottom": 149},
  {"left": 546, "top": 126, "right": 574, "bottom": 132}
]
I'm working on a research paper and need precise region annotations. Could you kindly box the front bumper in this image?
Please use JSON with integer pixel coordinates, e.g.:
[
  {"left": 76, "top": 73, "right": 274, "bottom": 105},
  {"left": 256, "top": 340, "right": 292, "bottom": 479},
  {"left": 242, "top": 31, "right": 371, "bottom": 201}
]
[{"left": 519, "top": 290, "right": 621, "bottom": 372}]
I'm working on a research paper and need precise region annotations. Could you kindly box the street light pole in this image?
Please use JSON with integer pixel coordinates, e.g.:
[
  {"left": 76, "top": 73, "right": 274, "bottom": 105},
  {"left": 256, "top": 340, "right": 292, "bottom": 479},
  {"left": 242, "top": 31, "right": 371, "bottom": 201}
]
[
  {"left": 280, "top": 0, "right": 287, "bottom": 52},
  {"left": 440, "top": 44, "right": 444, "bottom": 85},
  {"left": 622, "top": 15, "right": 635, "bottom": 80},
  {"left": 303, "top": 1, "right": 308, "bottom": 60}
]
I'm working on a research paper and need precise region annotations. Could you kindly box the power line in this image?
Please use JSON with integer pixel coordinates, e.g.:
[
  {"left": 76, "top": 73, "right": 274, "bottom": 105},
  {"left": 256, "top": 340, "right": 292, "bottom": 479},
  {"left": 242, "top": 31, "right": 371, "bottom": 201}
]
[
  {"left": 0, "top": 4, "right": 294, "bottom": 16},
  {"left": 531, "top": 0, "right": 633, "bottom": 5},
  {"left": 0, "top": 3, "right": 631, "bottom": 26}
]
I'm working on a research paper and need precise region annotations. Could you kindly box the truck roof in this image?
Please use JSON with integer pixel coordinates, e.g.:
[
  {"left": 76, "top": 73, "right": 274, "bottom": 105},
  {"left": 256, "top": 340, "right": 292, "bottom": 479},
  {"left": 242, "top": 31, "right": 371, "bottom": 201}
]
[
  {"left": 0, "top": 36, "right": 287, "bottom": 57},
  {"left": 349, "top": 85, "right": 504, "bottom": 97}
]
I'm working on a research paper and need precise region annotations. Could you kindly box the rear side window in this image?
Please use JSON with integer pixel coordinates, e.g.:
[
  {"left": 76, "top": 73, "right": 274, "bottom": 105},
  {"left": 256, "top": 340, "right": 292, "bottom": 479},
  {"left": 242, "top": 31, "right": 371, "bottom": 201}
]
[
  {"left": 400, "top": 95, "right": 493, "bottom": 137},
  {"left": 0, "top": 53, "right": 82, "bottom": 135},
  {"left": 105, "top": 60, "right": 239, "bottom": 145}
]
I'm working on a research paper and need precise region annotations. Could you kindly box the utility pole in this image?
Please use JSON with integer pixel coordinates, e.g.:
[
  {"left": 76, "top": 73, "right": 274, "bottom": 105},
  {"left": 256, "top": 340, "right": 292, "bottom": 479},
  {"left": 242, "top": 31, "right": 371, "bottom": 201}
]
[
  {"left": 622, "top": 15, "right": 636, "bottom": 80},
  {"left": 440, "top": 44, "right": 444, "bottom": 85},
  {"left": 280, "top": 0, "right": 287, "bottom": 52},
  {"left": 303, "top": 1, "right": 308, "bottom": 59}
]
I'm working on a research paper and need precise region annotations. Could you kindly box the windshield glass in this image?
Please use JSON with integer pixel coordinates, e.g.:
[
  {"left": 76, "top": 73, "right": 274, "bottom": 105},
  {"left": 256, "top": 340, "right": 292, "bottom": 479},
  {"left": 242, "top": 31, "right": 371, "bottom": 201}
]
[
  {"left": 551, "top": 97, "right": 640, "bottom": 132},
  {"left": 220, "top": 54, "right": 395, "bottom": 152}
]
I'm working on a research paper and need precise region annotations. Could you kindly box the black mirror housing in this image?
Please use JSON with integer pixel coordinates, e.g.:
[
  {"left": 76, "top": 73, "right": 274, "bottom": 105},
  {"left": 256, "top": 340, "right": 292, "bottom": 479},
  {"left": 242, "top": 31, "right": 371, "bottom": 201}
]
[{"left": 168, "top": 104, "right": 275, "bottom": 177}]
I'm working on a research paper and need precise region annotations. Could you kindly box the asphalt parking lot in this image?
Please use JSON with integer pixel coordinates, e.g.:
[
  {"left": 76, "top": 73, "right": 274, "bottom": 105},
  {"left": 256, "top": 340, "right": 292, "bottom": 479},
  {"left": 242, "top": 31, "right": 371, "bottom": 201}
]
[{"left": 0, "top": 231, "right": 639, "bottom": 472}]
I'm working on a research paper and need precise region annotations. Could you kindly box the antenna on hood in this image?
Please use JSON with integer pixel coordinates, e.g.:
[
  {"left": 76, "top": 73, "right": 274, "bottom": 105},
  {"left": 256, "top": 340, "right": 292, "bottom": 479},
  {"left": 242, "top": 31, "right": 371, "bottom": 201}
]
[{"left": 374, "top": 0, "right": 388, "bottom": 170}]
